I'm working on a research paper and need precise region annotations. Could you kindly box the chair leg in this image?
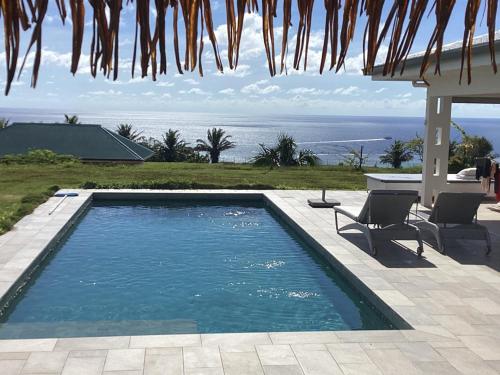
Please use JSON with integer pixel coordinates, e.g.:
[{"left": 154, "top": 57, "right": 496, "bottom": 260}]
[
  {"left": 334, "top": 211, "right": 339, "bottom": 233},
  {"left": 416, "top": 230, "right": 424, "bottom": 257},
  {"left": 361, "top": 225, "right": 376, "bottom": 256},
  {"left": 485, "top": 229, "right": 492, "bottom": 255},
  {"left": 436, "top": 232, "right": 446, "bottom": 254}
]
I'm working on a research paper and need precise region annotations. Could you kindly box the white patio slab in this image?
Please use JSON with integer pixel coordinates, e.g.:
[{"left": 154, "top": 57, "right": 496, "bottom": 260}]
[{"left": 0, "top": 189, "right": 499, "bottom": 374}]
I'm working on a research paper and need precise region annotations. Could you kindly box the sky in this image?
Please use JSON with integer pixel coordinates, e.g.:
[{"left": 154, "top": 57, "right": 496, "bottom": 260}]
[{"left": 1, "top": 1, "right": 500, "bottom": 118}]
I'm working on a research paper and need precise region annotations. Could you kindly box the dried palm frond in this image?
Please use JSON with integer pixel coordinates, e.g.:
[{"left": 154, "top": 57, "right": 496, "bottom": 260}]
[
  {"left": 280, "top": 0, "right": 291, "bottom": 74},
  {"left": 393, "top": 0, "right": 429, "bottom": 76},
  {"left": 1, "top": 1, "right": 28, "bottom": 95},
  {"left": 55, "top": 0, "right": 67, "bottom": 23},
  {"left": 460, "top": 0, "right": 481, "bottom": 84},
  {"left": 319, "top": 0, "right": 339, "bottom": 74},
  {"left": 69, "top": 0, "right": 86, "bottom": 75},
  {"left": 420, "top": 0, "right": 457, "bottom": 77},
  {"left": 225, "top": 0, "right": 236, "bottom": 69},
  {"left": 1, "top": 0, "right": 499, "bottom": 95},
  {"left": 293, "top": 0, "right": 315, "bottom": 71},
  {"left": 336, "top": 0, "right": 359, "bottom": 72},
  {"left": 374, "top": 0, "right": 409, "bottom": 76},
  {"left": 262, "top": 0, "right": 276, "bottom": 76},
  {"left": 18, "top": 0, "right": 49, "bottom": 89},
  {"left": 487, "top": 0, "right": 498, "bottom": 73},
  {"left": 362, "top": 0, "right": 385, "bottom": 74}
]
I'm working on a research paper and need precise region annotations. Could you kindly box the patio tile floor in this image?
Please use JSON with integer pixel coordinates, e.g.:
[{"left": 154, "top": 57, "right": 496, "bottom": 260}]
[{"left": 0, "top": 189, "right": 499, "bottom": 374}]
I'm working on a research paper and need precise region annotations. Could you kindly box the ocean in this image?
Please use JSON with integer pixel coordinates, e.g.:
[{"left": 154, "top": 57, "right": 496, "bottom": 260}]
[{"left": 1, "top": 108, "right": 499, "bottom": 165}]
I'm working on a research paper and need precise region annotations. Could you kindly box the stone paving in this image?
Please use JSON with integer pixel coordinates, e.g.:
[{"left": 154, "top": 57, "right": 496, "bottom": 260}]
[{"left": 0, "top": 189, "right": 499, "bottom": 375}]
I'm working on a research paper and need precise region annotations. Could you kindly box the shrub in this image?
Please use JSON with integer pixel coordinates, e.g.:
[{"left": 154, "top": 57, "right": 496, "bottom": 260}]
[
  {"left": 0, "top": 149, "right": 79, "bottom": 165},
  {"left": 80, "top": 180, "right": 274, "bottom": 190},
  {"left": 252, "top": 133, "right": 319, "bottom": 167}
]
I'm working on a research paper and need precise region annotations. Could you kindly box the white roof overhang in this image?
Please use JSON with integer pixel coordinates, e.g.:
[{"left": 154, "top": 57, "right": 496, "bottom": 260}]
[{"left": 370, "top": 31, "right": 500, "bottom": 103}]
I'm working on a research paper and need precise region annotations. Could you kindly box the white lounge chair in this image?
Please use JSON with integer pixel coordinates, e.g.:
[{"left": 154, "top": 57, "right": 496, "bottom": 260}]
[
  {"left": 334, "top": 190, "right": 423, "bottom": 256},
  {"left": 414, "top": 192, "right": 492, "bottom": 254}
]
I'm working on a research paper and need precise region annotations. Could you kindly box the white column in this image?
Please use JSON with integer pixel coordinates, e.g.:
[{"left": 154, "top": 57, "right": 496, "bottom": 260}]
[{"left": 421, "top": 93, "right": 452, "bottom": 207}]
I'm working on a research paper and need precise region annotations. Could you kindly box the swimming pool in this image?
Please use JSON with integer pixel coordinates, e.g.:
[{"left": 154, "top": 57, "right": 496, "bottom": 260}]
[{"left": 0, "top": 199, "right": 396, "bottom": 338}]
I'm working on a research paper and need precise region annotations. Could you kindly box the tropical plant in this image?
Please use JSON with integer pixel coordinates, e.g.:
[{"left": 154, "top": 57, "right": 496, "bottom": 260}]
[
  {"left": 196, "top": 128, "right": 235, "bottom": 163},
  {"left": 115, "top": 123, "right": 143, "bottom": 141},
  {"left": 0, "top": 118, "right": 9, "bottom": 129},
  {"left": 276, "top": 133, "right": 297, "bottom": 166},
  {"left": 252, "top": 133, "right": 319, "bottom": 167},
  {"left": 161, "top": 129, "right": 189, "bottom": 162},
  {"left": 449, "top": 121, "right": 494, "bottom": 172},
  {"left": 252, "top": 144, "right": 281, "bottom": 167},
  {"left": 297, "top": 149, "right": 320, "bottom": 166},
  {"left": 64, "top": 114, "right": 80, "bottom": 124},
  {"left": 343, "top": 145, "right": 369, "bottom": 170},
  {"left": 407, "top": 133, "right": 424, "bottom": 162},
  {"left": 379, "top": 140, "right": 413, "bottom": 168}
]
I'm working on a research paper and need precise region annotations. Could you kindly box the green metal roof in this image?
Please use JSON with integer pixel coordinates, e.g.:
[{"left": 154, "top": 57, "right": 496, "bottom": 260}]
[{"left": 0, "top": 123, "right": 154, "bottom": 161}]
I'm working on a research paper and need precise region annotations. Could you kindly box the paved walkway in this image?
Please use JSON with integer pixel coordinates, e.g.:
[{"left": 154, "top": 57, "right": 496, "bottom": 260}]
[{"left": 0, "top": 190, "right": 499, "bottom": 375}]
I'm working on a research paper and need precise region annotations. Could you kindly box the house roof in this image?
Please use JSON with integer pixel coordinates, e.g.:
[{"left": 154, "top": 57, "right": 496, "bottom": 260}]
[{"left": 0, "top": 123, "right": 154, "bottom": 162}]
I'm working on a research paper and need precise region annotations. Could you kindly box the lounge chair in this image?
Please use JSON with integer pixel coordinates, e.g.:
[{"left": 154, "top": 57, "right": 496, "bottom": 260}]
[
  {"left": 334, "top": 190, "right": 423, "bottom": 256},
  {"left": 414, "top": 192, "right": 492, "bottom": 254}
]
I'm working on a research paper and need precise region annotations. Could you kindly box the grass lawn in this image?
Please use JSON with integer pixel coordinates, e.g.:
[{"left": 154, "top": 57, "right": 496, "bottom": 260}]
[{"left": 0, "top": 162, "right": 418, "bottom": 234}]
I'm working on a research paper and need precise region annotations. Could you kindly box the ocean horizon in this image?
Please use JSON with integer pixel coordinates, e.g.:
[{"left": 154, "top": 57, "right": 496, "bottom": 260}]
[{"left": 1, "top": 107, "right": 499, "bottom": 165}]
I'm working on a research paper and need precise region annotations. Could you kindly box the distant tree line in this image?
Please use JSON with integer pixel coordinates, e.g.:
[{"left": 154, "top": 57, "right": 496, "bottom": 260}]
[
  {"left": 345, "top": 121, "right": 495, "bottom": 171},
  {"left": 3, "top": 115, "right": 492, "bottom": 171},
  {"left": 116, "top": 124, "right": 320, "bottom": 167}
]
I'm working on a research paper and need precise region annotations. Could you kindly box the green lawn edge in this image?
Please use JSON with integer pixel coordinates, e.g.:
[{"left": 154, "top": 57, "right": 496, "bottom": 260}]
[{"left": 0, "top": 162, "right": 420, "bottom": 235}]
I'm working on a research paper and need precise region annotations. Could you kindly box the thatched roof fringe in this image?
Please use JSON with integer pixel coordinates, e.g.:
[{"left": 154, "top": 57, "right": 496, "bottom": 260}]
[{"left": 1, "top": 0, "right": 499, "bottom": 95}]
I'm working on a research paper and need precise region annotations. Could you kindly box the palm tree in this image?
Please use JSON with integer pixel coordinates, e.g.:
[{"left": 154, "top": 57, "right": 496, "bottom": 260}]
[
  {"left": 196, "top": 128, "right": 235, "bottom": 163},
  {"left": 64, "top": 114, "right": 80, "bottom": 124},
  {"left": 161, "top": 129, "right": 189, "bottom": 162},
  {"left": 379, "top": 140, "right": 413, "bottom": 168},
  {"left": 0, "top": 118, "right": 9, "bottom": 129},
  {"left": 115, "top": 123, "right": 143, "bottom": 141}
]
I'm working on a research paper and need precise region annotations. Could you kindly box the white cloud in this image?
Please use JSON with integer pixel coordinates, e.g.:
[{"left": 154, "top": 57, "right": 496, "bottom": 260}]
[
  {"left": 85, "top": 89, "right": 123, "bottom": 96},
  {"left": 219, "top": 88, "right": 235, "bottom": 95},
  {"left": 215, "top": 64, "right": 252, "bottom": 78},
  {"left": 183, "top": 78, "right": 200, "bottom": 85},
  {"left": 333, "top": 86, "right": 365, "bottom": 96},
  {"left": 106, "top": 77, "right": 148, "bottom": 85},
  {"left": 287, "top": 87, "right": 332, "bottom": 96},
  {"left": 375, "top": 87, "right": 387, "bottom": 93},
  {"left": 179, "top": 88, "right": 210, "bottom": 95},
  {"left": 141, "top": 91, "right": 155, "bottom": 96},
  {"left": 156, "top": 81, "right": 175, "bottom": 87},
  {"left": 288, "top": 87, "right": 316, "bottom": 95},
  {"left": 241, "top": 79, "right": 280, "bottom": 95}
]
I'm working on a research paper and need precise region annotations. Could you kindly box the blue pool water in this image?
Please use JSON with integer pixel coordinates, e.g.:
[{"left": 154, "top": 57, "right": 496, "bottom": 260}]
[{"left": 0, "top": 200, "right": 395, "bottom": 338}]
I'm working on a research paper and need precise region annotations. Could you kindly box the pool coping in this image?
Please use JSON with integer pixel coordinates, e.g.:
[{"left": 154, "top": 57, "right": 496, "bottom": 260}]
[{"left": 0, "top": 189, "right": 500, "bottom": 375}]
